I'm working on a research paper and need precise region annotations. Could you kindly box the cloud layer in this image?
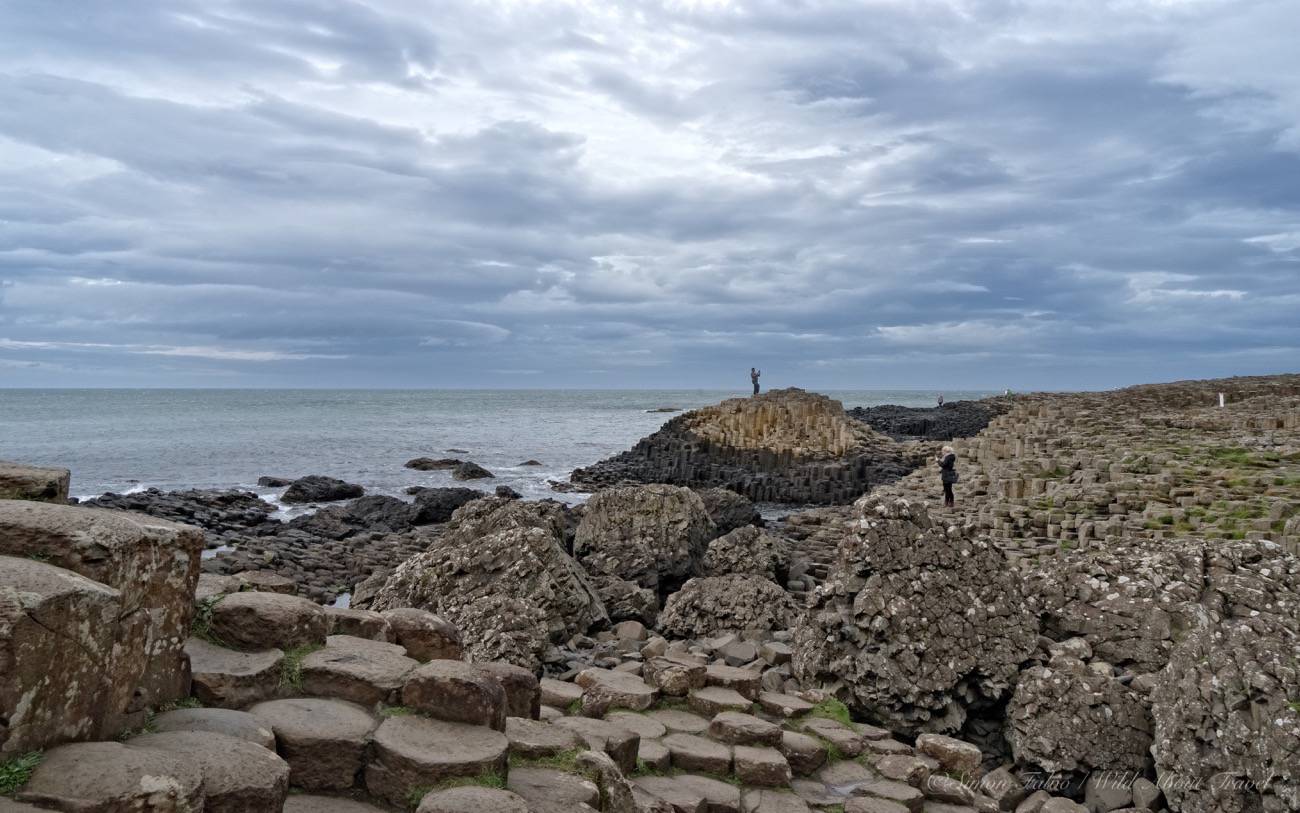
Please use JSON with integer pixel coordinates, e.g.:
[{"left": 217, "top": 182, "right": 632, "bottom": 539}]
[{"left": 1, "top": 0, "right": 1296, "bottom": 389}]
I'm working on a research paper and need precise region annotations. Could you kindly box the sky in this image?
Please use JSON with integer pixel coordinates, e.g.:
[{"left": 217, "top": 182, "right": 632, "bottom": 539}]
[{"left": 0, "top": 0, "right": 1297, "bottom": 390}]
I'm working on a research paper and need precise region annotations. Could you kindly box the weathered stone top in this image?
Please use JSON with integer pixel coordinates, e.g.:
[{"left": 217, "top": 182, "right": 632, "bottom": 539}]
[
  {"left": 0, "top": 460, "right": 71, "bottom": 503},
  {"left": 682, "top": 388, "right": 891, "bottom": 459}
]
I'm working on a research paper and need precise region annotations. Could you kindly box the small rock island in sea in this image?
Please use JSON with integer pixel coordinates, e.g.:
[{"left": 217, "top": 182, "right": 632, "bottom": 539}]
[{"left": 1, "top": 373, "right": 1298, "bottom": 813}]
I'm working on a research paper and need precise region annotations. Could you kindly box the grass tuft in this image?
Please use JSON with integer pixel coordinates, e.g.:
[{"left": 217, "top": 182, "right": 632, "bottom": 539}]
[
  {"left": 0, "top": 752, "right": 41, "bottom": 796},
  {"left": 279, "top": 643, "right": 323, "bottom": 691},
  {"left": 510, "top": 748, "right": 582, "bottom": 772},
  {"left": 190, "top": 596, "right": 225, "bottom": 645},
  {"left": 406, "top": 770, "right": 507, "bottom": 809},
  {"left": 809, "top": 698, "right": 853, "bottom": 726}
]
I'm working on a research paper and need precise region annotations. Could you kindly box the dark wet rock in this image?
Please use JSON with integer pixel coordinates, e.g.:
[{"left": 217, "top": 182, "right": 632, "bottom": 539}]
[
  {"left": 571, "top": 389, "right": 913, "bottom": 505},
  {"left": 410, "top": 487, "right": 485, "bottom": 524},
  {"left": 496, "top": 485, "right": 522, "bottom": 499},
  {"left": 520, "top": 459, "right": 544, "bottom": 466},
  {"left": 846, "top": 400, "right": 1006, "bottom": 441},
  {"left": 289, "top": 495, "right": 417, "bottom": 539},
  {"left": 405, "top": 457, "right": 464, "bottom": 470},
  {"left": 257, "top": 476, "right": 293, "bottom": 487},
  {"left": 452, "top": 461, "right": 495, "bottom": 480},
  {"left": 87, "top": 488, "right": 277, "bottom": 539},
  {"left": 281, "top": 476, "right": 365, "bottom": 504},
  {"left": 792, "top": 495, "right": 1037, "bottom": 735}
]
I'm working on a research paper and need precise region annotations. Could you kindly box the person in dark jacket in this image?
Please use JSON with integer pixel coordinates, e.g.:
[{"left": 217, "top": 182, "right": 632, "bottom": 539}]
[
  {"left": 751, "top": 367, "right": 761, "bottom": 395},
  {"left": 937, "top": 444, "right": 957, "bottom": 507}
]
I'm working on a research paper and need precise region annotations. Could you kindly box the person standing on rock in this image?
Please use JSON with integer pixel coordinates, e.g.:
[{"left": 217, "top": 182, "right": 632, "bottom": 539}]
[
  {"left": 937, "top": 444, "right": 958, "bottom": 507},
  {"left": 751, "top": 367, "right": 761, "bottom": 396}
]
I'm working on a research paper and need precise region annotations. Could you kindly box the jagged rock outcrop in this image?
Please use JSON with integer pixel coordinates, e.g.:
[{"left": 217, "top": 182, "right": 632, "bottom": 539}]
[
  {"left": 1006, "top": 663, "right": 1153, "bottom": 774},
  {"left": 590, "top": 574, "right": 660, "bottom": 626},
  {"left": 369, "top": 498, "right": 607, "bottom": 669},
  {"left": 573, "top": 485, "right": 716, "bottom": 596},
  {"left": 0, "top": 460, "right": 70, "bottom": 502},
  {"left": 694, "top": 487, "right": 762, "bottom": 535},
  {"left": 1148, "top": 539, "right": 1300, "bottom": 813},
  {"left": 700, "top": 525, "right": 788, "bottom": 582},
  {"left": 848, "top": 400, "right": 1005, "bottom": 441},
  {"left": 792, "top": 495, "right": 1038, "bottom": 734},
  {"left": 657, "top": 575, "right": 796, "bottom": 638},
  {"left": 570, "top": 389, "right": 913, "bottom": 505}
]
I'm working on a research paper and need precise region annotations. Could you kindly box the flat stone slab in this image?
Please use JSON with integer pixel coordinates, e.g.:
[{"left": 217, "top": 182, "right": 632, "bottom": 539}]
[
  {"left": 858, "top": 779, "right": 924, "bottom": 811},
  {"left": 639, "top": 738, "right": 671, "bottom": 771},
  {"left": 634, "top": 775, "right": 708, "bottom": 812},
  {"left": 186, "top": 637, "right": 284, "bottom": 709},
  {"left": 17, "top": 741, "right": 204, "bottom": 811},
  {"left": 402, "top": 659, "right": 507, "bottom": 730},
  {"left": 575, "top": 667, "right": 658, "bottom": 710},
  {"left": 249, "top": 697, "right": 378, "bottom": 791},
  {"left": 704, "top": 664, "right": 762, "bottom": 700},
  {"left": 382, "top": 607, "right": 463, "bottom": 661},
  {"left": 780, "top": 731, "right": 828, "bottom": 776},
  {"left": 540, "top": 677, "right": 584, "bottom": 708},
  {"left": 745, "top": 789, "right": 813, "bottom": 812},
  {"left": 507, "top": 767, "right": 601, "bottom": 812},
  {"left": 365, "top": 715, "right": 509, "bottom": 809},
  {"left": 130, "top": 730, "right": 290, "bottom": 813},
  {"left": 709, "top": 710, "right": 782, "bottom": 745},
  {"left": 671, "top": 775, "right": 742, "bottom": 813},
  {"left": 802, "top": 717, "right": 866, "bottom": 758},
  {"left": 846, "top": 798, "right": 911, "bottom": 813},
  {"left": 418, "top": 787, "right": 531, "bottom": 813},
  {"left": 283, "top": 797, "right": 391, "bottom": 813},
  {"left": 689, "top": 686, "right": 753, "bottom": 716},
  {"left": 663, "top": 732, "right": 732, "bottom": 774},
  {"left": 646, "top": 707, "right": 711, "bottom": 734},
  {"left": 606, "top": 710, "right": 668, "bottom": 740},
  {"left": 302, "top": 634, "right": 418, "bottom": 706},
  {"left": 210, "top": 591, "right": 328, "bottom": 652},
  {"left": 0, "top": 461, "right": 69, "bottom": 502},
  {"left": 915, "top": 733, "right": 982, "bottom": 775},
  {"left": 551, "top": 716, "right": 640, "bottom": 774},
  {"left": 758, "top": 692, "right": 814, "bottom": 718},
  {"left": 152, "top": 707, "right": 275, "bottom": 749},
  {"left": 506, "top": 716, "right": 585, "bottom": 758}
]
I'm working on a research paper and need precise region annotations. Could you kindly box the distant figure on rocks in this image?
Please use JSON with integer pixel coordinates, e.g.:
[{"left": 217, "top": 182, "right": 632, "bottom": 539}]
[
  {"left": 937, "top": 444, "right": 958, "bottom": 508},
  {"left": 937, "top": 393, "right": 945, "bottom": 407},
  {"left": 751, "top": 367, "right": 761, "bottom": 395}
]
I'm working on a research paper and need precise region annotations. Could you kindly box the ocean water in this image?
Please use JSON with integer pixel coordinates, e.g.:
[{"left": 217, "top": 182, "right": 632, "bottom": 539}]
[{"left": 0, "top": 389, "right": 992, "bottom": 510}]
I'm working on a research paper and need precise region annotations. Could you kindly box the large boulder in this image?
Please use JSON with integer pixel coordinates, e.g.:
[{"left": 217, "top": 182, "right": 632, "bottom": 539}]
[
  {"left": 658, "top": 575, "right": 796, "bottom": 638},
  {"left": 0, "top": 460, "right": 70, "bottom": 503},
  {"left": 410, "top": 487, "right": 484, "bottom": 525},
  {"left": 281, "top": 476, "right": 365, "bottom": 504},
  {"left": 573, "top": 484, "right": 716, "bottom": 595},
  {"left": 1149, "top": 539, "right": 1300, "bottom": 813},
  {"left": 0, "top": 500, "right": 204, "bottom": 730},
  {"left": 700, "top": 525, "right": 788, "bottom": 582},
  {"left": 0, "top": 557, "right": 122, "bottom": 755},
  {"left": 792, "top": 496, "right": 1037, "bottom": 735},
  {"left": 694, "top": 487, "right": 762, "bottom": 535},
  {"left": 370, "top": 499, "right": 606, "bottom": 669},
  {"left": 289, "top": 495, "right": 416, "bottom": 538},
  {"left": 1006, "top": 663, "right": 1153, "bottom": 774}
]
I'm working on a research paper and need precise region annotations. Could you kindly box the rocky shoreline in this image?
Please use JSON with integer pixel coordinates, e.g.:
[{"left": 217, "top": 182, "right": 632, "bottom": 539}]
[{"left": 1, "top": 372, "right": 1298, "bottom": 813}]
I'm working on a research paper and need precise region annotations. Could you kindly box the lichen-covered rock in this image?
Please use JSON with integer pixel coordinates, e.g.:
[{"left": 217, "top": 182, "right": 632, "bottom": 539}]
[
  {"left": 0, "top": 500, "right": 204, "bottom": 732},
  {"left": 573, "top": 484, "right": 716, "bottom": 595},
  {"left": 370, "top": 499, "right": 606, "bottom": 669},
  {"left": 701, "top": 526, "right": 788, "bottom": 582},
  {"left": 695, "top": 487, "right": 762, "bottom": 535},
  {"left": 0, "top": 556, "right": 121, "bottom": 755},
  {"left": 1006, "top": 664, "right": 1153, "bottom": 774},
  {"left": 792, "top": 496, "right": 1037, "bottom": 734},
  {"left": 1149, "top": 540, "right": 1300, "bottom": 813},
  {"left": 657, "top": 575, "right": 796, "bottom": 638}
]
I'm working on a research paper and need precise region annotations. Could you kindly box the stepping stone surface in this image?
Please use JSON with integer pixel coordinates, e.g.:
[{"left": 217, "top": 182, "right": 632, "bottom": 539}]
[
  {"left": 506, "top": 716, "right": 585, "bottom": 758},
  {"left": 250, "top": 697, "right": 377, "bottom": 790},
  {"left": 575, "top": 667, "right": 658, "bottom": 710},
  {"left": 758, "top": 692, "right": 814, "bottom": 718},
  {"left": 540, "top": 677, "right": 584, "bottom": 707},
  {"left": 478, "top": 661, "right": 541, "bottom": 719},
  {"left": 663, "top": 732, "right": 732, "bottom": 774},
  {"left": 551, "top": 716, "right": 641, "bottom": 773},
  {"left": 365, "top": 715, "right": 509, "bottom": 809},
  {"left": 130, "top": 730, "right": 290, "bottom": 813},
  {"left": 382, "top": 607, "right": 463, "bottom": 661},
  {"left": 283, "top": 797, "right": 390, "bottom": 813},
  {"left": 688, "top": 686, "right": 752, "bottom": 716},
  {"left": 403, "top": 659, "right": 507, "bottom": 730},
  {"left": 704, "top": 664, "right": 762, "bottom": 699},
  {"left": 18, "top": 741, "right": 204, "bottom": 812},
  {"left": 734, "top": 744, "right": 792, "bottom": 786},
  {"left": 507, "top": 767, "right": 601, "bottom": 812},
  {"left": 186, "top": 638, "right": 284, "bottom": 708},
  {"left": 209, "top": 591, "right": 328, "bottom": 651},
  {"left": 745, "top": 789, "right": 813, "bottom": 812},
  {"left": 151, "top": 707, "right": 276, "bottom": 749},
  {"left": 302, "top": 634, "right": 418, "bottom": 706},
  {"left": 418, "top": 787, "right": 531, "bottom": 813},
  {"left": 326, "top": 606, "right": 394, "bottom": 641},
  {"left": 646, "top": 707, "right": 711, "bottom": 734},
  {"left": 709, "top": 710, "right": 782, "bottom": 745},
  {"left": 779, "top": 730, "right": 828, "bottom": 775},
  {"left": 606, "top": 709, "right": 668, "bottom": 739}
]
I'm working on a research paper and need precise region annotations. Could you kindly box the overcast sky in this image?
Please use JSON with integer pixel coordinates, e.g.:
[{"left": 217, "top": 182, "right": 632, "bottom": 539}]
[{"left": 1, "top": 0, "right": 1297, "bottom": 390}]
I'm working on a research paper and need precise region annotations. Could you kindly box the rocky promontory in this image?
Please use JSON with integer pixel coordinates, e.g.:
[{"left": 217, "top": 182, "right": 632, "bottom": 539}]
[{"left": 570, "top": 388, "right": 915, "bottom": 504}]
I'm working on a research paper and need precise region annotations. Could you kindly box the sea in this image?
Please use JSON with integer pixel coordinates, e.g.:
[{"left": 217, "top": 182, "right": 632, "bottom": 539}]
[{"left": 0, "top": 389, "right": 993, "bottom": 515}]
